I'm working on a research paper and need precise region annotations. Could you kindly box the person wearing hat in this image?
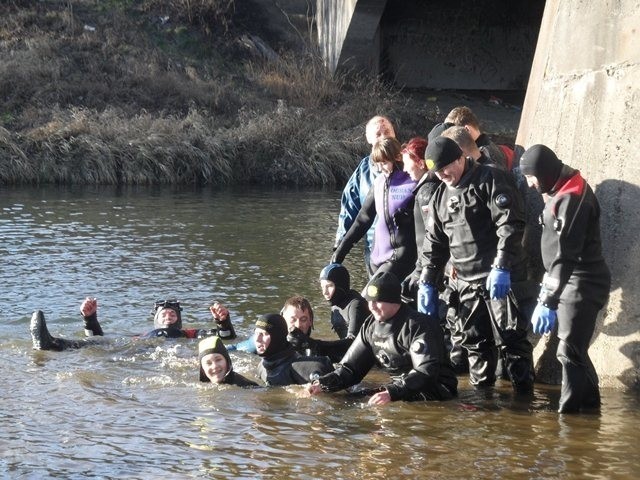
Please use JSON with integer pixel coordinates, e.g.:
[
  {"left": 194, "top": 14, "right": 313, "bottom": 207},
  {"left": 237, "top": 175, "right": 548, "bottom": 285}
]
[
  {"left": 198, "top": 335, "right": 257, "bottom": 387},
  {"left": 254, "top": 313, "right": 334, "bottom": 386},
  {"left": 30, "top": 298, "right": 237, "bottom": 351},
  {"left": 332, "top": 137, "right": 418, "bottom": 282},
  {"left": 417, "top": 136, "right": 535, "bottom": 394},
  {"left": 520, "top": 144, "right": 610, "bottom": 413},
  {"left": 426, "top": 121, "right": 455, "bottom": 144},
  {"left": 335, "top": 115, "right": 397, "bottom": 277},
  {"left": 222, "top": 292, "right": 361, "bottom": 362},
  {"left": 307, "top": 271, "right": 457, "bottom": 405}
]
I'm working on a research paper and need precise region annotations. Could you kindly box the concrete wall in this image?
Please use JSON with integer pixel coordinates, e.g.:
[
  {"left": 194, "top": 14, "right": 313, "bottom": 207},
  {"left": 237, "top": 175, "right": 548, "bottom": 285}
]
[
  {"left": 517, "top": 0, "right": 640, "bottom": 389},
  {"left": 316, "top": 0, "right": 385, "bottom": 75}
]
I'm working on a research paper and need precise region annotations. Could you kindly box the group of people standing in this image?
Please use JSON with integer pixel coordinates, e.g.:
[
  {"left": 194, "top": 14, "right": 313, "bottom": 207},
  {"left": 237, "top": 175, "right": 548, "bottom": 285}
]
[
  {"left": 329, "top": 108, "right": 610, "bottom": 413},
  {"left": 30, "top": 107, "right": 610, "bottom": 414}
]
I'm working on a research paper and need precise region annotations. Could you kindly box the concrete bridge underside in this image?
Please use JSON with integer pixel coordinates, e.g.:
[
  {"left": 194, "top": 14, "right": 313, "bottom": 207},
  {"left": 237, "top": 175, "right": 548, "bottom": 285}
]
[{"left": 317, "top": 0, "right": 546, "bottom": 91}]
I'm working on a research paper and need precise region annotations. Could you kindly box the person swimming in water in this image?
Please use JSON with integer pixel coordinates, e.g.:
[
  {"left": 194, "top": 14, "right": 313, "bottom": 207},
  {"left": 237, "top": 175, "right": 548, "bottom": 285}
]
[
  {"left": 198, "top": 335, "right": 258, "bottom": 387},
  {"left": 30, "top": 297, "right": 236, "bottom": 351}
]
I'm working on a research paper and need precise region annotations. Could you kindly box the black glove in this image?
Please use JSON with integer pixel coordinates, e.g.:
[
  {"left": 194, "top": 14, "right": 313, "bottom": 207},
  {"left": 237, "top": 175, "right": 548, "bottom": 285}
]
[
  {"left": 287, "top": 327, "right": 316, "bottom": 353},
  {"left": 401, "top": 274, "right": 418, "bottom": 299}
]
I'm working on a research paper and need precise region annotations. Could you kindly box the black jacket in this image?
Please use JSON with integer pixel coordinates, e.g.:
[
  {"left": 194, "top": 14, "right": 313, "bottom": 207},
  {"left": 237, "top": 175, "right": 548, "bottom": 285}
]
[
  {"left": 421, "top": 159, "right": 527, "bottom": 284},
  {"left": 317, "top": 305, "right": 457, "bottom": 401},
  {"left": 258, "top": 347, "right": 334, "bottom": 386},
  {"left": 537, "top": 167, "right": 611, "bottom": 308},
  {"left": 410, "top": 172, "right": 441, "bottom": 282}
]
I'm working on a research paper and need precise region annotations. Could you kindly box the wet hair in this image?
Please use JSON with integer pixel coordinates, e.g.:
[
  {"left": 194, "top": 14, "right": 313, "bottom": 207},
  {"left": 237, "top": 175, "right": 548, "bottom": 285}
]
[
  {"left": 401, "top": 137, "right": 428, "bottom": 163},
  {"left": 445, "top": 106, "right": 481, "bottom": 130},
  {"left": 281, "top": 295, "right": 314, "bottom": 323},
  {"left": 371, "top": 137, "right": 403, "bottom": 167}
]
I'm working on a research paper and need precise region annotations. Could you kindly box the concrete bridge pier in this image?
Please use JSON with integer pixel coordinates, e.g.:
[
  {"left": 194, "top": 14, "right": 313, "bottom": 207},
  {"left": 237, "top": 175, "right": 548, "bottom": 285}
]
[{"left": 517, "top": 0, "right": 640, "bottom": 389}]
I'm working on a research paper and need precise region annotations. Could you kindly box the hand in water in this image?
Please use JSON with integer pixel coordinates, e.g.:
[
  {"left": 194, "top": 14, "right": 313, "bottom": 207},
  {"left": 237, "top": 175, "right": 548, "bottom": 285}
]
[
  {"left": 367, "top": 390, "right": 391, "bottom": 406},
  {"left": 306, "top": 382, "right": 323, "bottom": 396}
]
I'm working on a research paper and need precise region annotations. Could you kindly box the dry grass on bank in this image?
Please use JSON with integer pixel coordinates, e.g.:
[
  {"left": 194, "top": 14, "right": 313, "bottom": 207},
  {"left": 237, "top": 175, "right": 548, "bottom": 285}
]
[{"left": 0, "top": 0, "right": 431, "bottom": 186}]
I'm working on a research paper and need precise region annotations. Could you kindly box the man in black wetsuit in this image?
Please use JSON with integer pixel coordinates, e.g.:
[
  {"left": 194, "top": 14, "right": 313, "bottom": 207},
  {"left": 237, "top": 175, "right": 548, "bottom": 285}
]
[
  {"left": 198, "top": 335, "right": 257, "bottom": 387},
  {"left": 307, "top": 271, "right": 457, "bottom": 406},
  {"left": 30, "top": 298, "right": 235, "bottom": 351},
  {"left": 520, "top": 144, "right": 611, "bottom": 413},
  {"left": 230, "top": 291, "right": 366, "bottom": 363},
  {"left": 254, "top": 313, "right": 334, "bottom": 386},
  {"left": 417, "top": 137, "right": 535, "bottom": 394}
]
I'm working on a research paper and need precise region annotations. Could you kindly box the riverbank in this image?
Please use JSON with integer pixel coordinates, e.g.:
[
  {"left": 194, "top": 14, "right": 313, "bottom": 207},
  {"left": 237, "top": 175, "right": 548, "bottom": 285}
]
[{"left": 0, "top": 0, "right": 521, "bottom": 186}]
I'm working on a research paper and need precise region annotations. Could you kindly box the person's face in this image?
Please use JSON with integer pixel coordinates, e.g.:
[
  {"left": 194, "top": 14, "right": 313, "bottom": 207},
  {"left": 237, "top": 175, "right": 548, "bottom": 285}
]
[
  {"left": 201, "top": 352, "right": 228, "bottom": 383},
  {"left": 254, "top": 328, "right": 271, "bottom": 355},
  {"left": 367, "top": 301, "right": 401, "bottom": 322},
  {"left": 376, "top": 160, "right": 395, "bottom": 176},
  {"left": 282, "top": 305, "right": 312, "bottom": 335},
  {"left": 435, "top": 156, "right": 465, "bottom": 187},
  {"left": 320, "top": 279, "right": 336, "bottom": 301},
  {"left": 366, "top": 119, "right": 395, "bottom": 145},
  {"left": 525, "top": 174, "right": 541, "bottom": 192},
  {"left": 402, "top": 152, "right": 426, "bottom": 180},
  {"left": 157, "top": 308, "right": 179, "bottom": 326}
]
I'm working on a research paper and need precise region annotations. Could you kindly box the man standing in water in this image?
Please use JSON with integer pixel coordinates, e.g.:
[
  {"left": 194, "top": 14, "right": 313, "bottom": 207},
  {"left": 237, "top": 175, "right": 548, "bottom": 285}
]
[
  {"left": 520, "top": 144, "right": 610, "bottom": 413},
  {"left": 417, "top": 137, "right": 535, "bottom": 394}
]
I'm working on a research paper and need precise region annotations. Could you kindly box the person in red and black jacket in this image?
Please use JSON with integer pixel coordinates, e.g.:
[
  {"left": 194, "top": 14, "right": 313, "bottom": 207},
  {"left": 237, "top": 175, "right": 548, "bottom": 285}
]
[{"left": 521, "top": 144, "right": 611, "bottom": 413}]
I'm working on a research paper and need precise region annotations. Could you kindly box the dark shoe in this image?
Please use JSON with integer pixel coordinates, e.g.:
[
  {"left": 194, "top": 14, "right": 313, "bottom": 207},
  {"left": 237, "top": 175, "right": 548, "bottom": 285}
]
[{"left": 30, "top": 310, "right": 60, "bottom": 351}]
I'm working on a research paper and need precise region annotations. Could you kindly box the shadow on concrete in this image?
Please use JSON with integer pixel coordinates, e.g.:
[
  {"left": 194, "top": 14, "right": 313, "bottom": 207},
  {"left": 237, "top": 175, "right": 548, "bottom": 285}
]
[{"left": 595, "top": 179, "right": 640, "bottom": 389}]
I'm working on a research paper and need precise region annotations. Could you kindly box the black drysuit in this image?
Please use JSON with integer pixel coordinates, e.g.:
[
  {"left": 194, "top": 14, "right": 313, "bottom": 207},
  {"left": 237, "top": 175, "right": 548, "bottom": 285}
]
[
  {"left": 316, "top": 305, "right": 457, "bottom": 401},
  {"left": 538, "top": 167, "right": 610, "bottom": 412},
  {"left": 421, "top": 159, "right": 535, "bottom": 391}
]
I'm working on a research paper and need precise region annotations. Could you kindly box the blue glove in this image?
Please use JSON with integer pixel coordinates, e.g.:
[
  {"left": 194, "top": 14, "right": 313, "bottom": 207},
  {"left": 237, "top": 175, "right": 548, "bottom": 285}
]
[
  {"left": 417, "top": 283, "right": 439, "bottom": 317},
  {"left": 531, "top": 303, "right": 557, "bottom": 335},
  {"left": 486, "top": 267, "right": 511, "bottom": 300}
]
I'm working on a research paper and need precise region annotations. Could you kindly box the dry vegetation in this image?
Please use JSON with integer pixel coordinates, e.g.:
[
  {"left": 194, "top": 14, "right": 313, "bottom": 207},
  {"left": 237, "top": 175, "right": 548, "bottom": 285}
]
[{"left": 0, "top": 0, "right": 432, "bottom": 185}]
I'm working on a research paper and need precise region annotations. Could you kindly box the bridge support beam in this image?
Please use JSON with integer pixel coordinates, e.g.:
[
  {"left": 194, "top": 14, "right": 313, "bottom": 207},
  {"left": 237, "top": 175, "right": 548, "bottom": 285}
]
[{"left": 517, "top": 0, "right": 640, "bottom": 389}]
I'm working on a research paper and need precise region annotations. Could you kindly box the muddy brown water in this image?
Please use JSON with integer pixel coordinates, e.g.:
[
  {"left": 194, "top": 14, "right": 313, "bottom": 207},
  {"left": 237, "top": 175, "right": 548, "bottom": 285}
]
[{"left": 1, "top": 186, "right": 638, "bottom": 479}]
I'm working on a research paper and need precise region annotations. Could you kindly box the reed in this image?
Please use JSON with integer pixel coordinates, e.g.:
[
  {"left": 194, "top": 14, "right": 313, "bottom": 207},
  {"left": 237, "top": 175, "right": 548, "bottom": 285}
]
[{"left": 0, "top": 0, "right": 431, "bottom": 186}]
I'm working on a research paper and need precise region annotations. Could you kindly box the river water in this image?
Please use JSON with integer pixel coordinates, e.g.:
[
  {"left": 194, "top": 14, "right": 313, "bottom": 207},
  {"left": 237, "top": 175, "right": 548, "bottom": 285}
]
[{"left": 1, "top": 186, "right": 638, "bottom": 479}]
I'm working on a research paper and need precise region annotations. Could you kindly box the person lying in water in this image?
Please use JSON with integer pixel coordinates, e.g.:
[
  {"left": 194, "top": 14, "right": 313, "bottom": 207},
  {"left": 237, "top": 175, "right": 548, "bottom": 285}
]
[
  {"left": 198, "top": 335, "right": 258, "bottom": 387},
  {"left": 30, "top": 298, "right": 236, "bottom": 351}
]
